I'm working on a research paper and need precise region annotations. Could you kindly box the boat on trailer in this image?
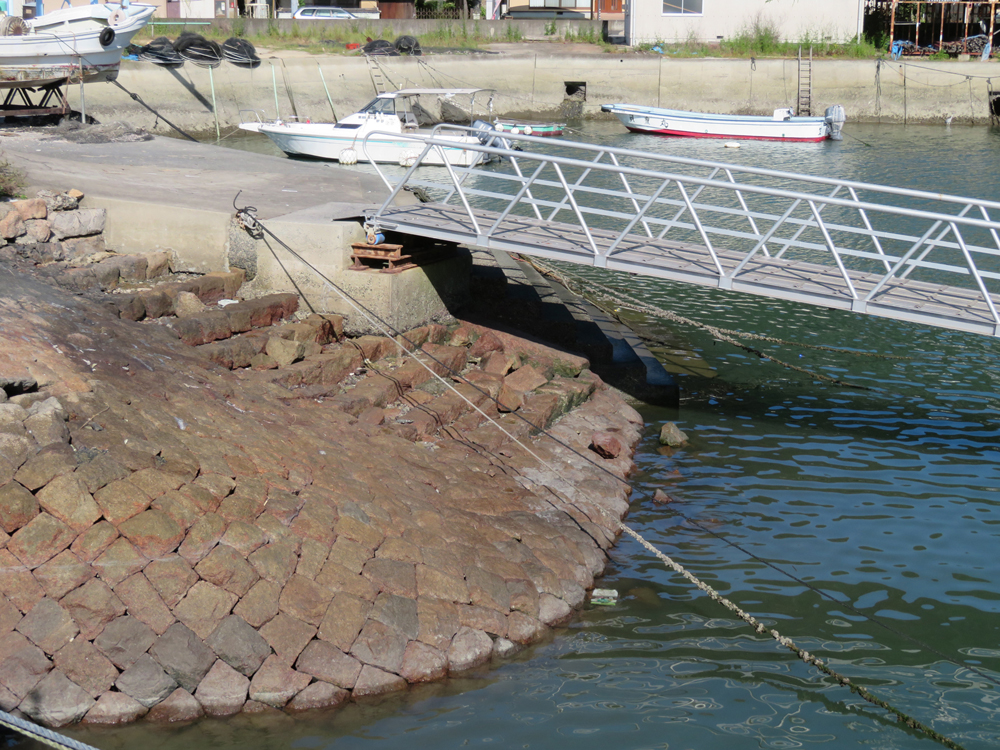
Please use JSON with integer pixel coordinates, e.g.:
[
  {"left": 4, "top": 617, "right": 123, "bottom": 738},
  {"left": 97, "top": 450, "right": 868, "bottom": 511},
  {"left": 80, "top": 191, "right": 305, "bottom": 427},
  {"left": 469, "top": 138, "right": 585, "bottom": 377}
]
[
  {"left": 601, "top": 103, "right": 846, "bottom": 142},
  {"left": 240, "top": 88, "right": 504, "bottom": 167},
  {"left": 0, "top": 2, "right": 156, "bottom": 88},
  {"left": 0, "top": 2, "right": 155, "bottom": 116}
]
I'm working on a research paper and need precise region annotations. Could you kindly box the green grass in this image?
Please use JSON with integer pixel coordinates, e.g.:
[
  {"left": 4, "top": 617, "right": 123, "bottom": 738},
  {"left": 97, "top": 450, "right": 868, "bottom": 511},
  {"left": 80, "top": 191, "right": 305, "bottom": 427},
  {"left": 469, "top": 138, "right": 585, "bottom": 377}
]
[{"left": 0, "top": 156, "right": 25, "bottom": 199}]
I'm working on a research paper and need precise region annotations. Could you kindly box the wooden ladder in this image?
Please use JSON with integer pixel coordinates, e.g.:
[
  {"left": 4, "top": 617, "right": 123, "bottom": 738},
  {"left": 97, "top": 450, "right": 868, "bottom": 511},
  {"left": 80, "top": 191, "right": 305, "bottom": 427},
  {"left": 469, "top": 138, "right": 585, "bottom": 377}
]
[
  {"left": 797, "top": 46, "right": 813, "bottom": 116},
  {"left": 366, "top": 55, "right": 387, "bottom": 96}
]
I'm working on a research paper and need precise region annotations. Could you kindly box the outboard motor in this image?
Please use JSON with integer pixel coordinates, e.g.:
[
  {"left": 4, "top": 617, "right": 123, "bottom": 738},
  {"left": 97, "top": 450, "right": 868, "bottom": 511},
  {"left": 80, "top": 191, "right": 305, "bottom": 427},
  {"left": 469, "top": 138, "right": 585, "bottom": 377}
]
[
  {"left": 472, "top": 119, "right": 512, "bottom": 155},
  {"left": 824, "top": 104, "right": 846, "bottom": 141}
]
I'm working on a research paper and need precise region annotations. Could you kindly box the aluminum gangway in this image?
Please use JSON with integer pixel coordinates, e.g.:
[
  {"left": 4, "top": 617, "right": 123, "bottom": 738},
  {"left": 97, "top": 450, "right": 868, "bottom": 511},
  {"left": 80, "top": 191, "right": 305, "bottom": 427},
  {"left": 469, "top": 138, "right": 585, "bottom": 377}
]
[{"left": 362, "top": 128, "right": 1000, "bottom": 339}]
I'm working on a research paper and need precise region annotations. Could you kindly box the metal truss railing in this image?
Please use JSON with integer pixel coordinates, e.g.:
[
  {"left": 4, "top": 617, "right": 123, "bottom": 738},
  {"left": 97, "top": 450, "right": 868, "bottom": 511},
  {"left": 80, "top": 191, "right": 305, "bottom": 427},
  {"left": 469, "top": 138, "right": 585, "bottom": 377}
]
[{"left": 365, "top": 126, "right": 1000, "bottom": 333}]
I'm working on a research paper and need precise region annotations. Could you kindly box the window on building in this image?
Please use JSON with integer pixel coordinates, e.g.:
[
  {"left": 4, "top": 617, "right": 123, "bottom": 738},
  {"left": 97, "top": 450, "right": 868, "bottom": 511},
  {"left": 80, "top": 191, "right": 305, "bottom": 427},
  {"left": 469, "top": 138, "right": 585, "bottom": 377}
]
[{"left": 663, "top": 0, "right": 701, "bottom": 14}]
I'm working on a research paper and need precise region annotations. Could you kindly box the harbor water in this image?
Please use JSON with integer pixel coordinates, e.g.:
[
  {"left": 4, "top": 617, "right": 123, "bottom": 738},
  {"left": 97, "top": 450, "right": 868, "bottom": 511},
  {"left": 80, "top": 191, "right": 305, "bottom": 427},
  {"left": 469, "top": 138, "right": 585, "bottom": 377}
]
[{"left": 47, "top": 122, "right": 1000, "bottom": 750}]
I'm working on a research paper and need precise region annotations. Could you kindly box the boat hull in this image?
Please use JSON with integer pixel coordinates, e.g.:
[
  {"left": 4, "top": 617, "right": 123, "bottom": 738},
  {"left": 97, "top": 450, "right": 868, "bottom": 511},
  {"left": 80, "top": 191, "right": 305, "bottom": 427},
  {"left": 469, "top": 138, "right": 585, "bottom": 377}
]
[
  {"left": 242, "top": 122, "right": 486, "bottom": 166},
  {"left": 0, "top": 4, "right": 155, "bottom": 88},
  {"left": 603, "top": 103, "right": 831, "bottom": 142}
]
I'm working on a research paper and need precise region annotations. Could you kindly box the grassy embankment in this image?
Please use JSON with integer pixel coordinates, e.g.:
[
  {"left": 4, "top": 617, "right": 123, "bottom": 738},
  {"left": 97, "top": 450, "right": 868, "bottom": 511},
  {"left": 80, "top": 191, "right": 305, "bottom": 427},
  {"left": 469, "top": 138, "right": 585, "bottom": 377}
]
[{"left": 129, "top": 10, "right": 890, "bottom": 58}]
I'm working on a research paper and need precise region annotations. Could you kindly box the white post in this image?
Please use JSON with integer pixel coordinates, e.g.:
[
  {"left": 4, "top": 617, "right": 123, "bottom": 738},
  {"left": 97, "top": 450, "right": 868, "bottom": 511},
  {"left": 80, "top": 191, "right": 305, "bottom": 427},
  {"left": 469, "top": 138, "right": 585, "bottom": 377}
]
[{"left": 856, "top": 0, "right": 864, "bottom": 42}]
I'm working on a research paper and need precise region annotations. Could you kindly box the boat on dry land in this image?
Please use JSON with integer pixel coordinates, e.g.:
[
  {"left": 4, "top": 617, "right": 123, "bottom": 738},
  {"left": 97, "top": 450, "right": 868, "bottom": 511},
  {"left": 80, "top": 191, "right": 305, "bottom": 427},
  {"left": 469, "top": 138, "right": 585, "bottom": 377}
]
[
  {"left": 601, "top": 103, "right": 846, "bottom": 142},
  {"left": 240, "top": 88, "right": 506, "bottom": 167},
  {"left": 0, "top": 2, "right": 156, "bottom": 88}
]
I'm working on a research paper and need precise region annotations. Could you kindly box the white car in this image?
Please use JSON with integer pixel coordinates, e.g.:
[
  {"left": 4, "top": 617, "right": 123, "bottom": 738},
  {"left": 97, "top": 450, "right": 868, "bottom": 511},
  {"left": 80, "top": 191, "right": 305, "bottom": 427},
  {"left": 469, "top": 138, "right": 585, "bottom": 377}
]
[{"left": 292, "top": 6, "right": 358, "bottom": 19}]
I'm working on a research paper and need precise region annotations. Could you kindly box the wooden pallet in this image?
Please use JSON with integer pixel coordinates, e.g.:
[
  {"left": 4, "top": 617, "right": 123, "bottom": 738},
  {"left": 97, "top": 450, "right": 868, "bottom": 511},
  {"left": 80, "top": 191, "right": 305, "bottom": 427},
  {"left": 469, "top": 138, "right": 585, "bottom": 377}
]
[{"left": 349, "top": 242, "right": 416, "bottom": 274}]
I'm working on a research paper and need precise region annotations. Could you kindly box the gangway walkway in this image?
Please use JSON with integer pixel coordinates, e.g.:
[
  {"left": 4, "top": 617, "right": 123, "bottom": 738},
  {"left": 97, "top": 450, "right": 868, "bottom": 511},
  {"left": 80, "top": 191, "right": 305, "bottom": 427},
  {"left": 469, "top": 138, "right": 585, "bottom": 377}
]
[{"left": 363, "top": 128, "right": 1000, "bottom": 339}]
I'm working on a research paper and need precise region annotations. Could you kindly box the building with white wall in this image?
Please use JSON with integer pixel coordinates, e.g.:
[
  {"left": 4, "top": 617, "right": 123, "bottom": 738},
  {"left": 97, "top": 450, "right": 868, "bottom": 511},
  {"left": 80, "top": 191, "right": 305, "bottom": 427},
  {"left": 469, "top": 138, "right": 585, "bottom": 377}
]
[{"left": 628, "top": 0, "right": 864, "bottom": 45}]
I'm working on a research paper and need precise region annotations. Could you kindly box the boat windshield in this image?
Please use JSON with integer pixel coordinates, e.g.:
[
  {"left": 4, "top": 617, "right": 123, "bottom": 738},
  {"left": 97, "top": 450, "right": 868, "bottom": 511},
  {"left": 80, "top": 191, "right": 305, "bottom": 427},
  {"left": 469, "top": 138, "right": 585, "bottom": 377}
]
[{"left": 359, "top": 97, "right": 396, "bottom": 116}]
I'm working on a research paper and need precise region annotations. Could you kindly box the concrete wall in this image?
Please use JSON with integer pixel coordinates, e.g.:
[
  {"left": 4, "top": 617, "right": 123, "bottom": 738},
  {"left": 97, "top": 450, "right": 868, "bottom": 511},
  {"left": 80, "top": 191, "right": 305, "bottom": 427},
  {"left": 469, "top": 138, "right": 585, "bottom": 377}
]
[
  {"left": 192, "top": 16, "right": 602, "bottom": 38},
  {"left": 632, "top": 0, "right": 863, "bottom": 44},
  {"left": 71, "top": 53, "right": 1000, "bottom": 132}
]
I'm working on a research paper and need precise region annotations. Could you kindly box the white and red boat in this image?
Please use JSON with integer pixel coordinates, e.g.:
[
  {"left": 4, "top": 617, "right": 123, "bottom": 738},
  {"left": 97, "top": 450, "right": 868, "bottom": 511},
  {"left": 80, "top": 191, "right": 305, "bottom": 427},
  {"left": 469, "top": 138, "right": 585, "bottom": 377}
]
[{"left": 601, "top": 103, "right": 845, "bottom": 142}]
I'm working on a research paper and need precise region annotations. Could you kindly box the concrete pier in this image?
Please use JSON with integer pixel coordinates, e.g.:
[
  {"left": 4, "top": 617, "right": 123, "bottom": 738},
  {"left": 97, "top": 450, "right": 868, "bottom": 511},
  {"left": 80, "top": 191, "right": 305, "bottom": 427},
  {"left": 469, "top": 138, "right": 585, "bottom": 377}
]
[{"left": 0, "top": 129, "right": 470, "bottom": 333}]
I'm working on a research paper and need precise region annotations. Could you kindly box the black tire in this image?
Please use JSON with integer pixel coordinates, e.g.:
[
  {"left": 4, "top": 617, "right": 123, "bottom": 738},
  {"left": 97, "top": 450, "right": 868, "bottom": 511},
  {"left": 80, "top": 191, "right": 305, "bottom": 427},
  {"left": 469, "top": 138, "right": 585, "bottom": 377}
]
[{"left": 100, "top": 27, "right": 115, "bottom": 47}]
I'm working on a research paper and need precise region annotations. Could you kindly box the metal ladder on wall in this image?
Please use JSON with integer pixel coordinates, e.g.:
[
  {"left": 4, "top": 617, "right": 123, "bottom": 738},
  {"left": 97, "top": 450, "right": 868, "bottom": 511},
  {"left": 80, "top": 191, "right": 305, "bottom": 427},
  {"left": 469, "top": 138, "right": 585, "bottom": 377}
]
[
  {"left": 366, "top": 55, "right": 387, "bottom": 95},
  {"left": 797, "top": 46, "right": 813, "bottom": 116}
]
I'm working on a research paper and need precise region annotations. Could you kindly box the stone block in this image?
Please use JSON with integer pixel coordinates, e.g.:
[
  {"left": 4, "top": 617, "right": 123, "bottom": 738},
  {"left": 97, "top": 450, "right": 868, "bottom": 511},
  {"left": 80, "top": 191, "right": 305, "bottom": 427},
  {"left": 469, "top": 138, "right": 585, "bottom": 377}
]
[
  {"left": 0, "top": 432, "right": 36, "bottom": 472},
  {"left": 248, "top": 654, "right": 311, "bottom": 708},
  {"left": 94, "top": 478, "right": 152, "bottom": 525},
  {"left": 205, "top": 615, "right": 271, "bottom": 677},
  {"left": 16, "top": 599, "right": 78, "bottom": 655},
  {"left": 143, "top": 555, "right": 198, "bottom": 609},
  {"left": 116, "top": 653, "right": 178, "bottom": 707},
  {"left": 12, "top": 445, "right": 75, "bottom": 492},
  {"left": 74, "top": 454, "right": 130, "bottom": 494},
  {"left": 248, "top": 542, "right": 298, "bottom": 586},
  {"left": 148, "top": 622, "right": 216, "bottom": 693},
  {"left": 82, "top": 692, "right": 148, "bottom": 724},
  {"left": 36, "top": 191, "right": 77, "bottom": 213},
  {"left": 93, "top": 616, "right": 156, "bottom": 670},
  {"left": 92, "top": 538, "right": 147, "bottom": 587},
  {"left": 370, "top": 593, "right": 419, "bottom": 640},
  {"left": 53, "top": 640, "right": 118, "bottom": 699},
  {"left": 145, "top": 687, "right": 204, "bottom": 723},
  {"left": 284, "top": 681, "right": 348, "bottom": 712},
  {"left": 12, "top": 198, "right": 46, "bottom": 221},
  {"left": 49, "top": 208, "right": 106, "bottom": 240},
  {"left": 258, "top": 612, "right": 316, "bottom": 666},
  {"left": 18, "top": 670, "right": 94, "bottom": 727},
  {"left": 35, "top": 474, "right": 100, "bottom": 532},
  {"left": 279, "top": 575, "right": 333, "bottom": 627},
  {"left": 198, "top": 336, "right": 266, "bottom": 370},
  {"left": 177, "top": 512, "right": 227, "bottom": 565},
  {"left": 33, "top": 550, "right": 93, "bottom": 600},
  {"left": 129, "top": 468, "right": 185, "bottom": 499},
  {"left": 400, "top": 641, "right": 447, "bottom": 684},
  {"left": 296, "top": 639, "right": 362, "bottom": 689},
  {"left": 351, "top": 664, "right": 406, "bottom": 698},
  {"left": 416, "top": 598, "right": 461, "bottom": 652},
  {"left": 0, "top": 211, "right": 25, "bottom": 240},
  {"left": 349, "top": 621, "right": 407, "bottom": 674},
  {"left": 0, "top": 632, "right": 51, "bottom": 700},
  {"left": 60, "top": 580, "right": 126, "bottom": 641},
  {"left": 195, "top": 545, "right": 259, "bottom": 598},
  {"left": 362, "top": 558, "right": 416, "bottom": 599},
  {"left": 447, "top": 626, "right": 493, "bottom": 673},
  {"left": 195, "top": 660, "right": 249, "bottom": 716},
  {"left": 173, "top": 582, "right": 238, "bottom": 639},
  {"left": 233, "top": 580, "right": 280, "bottom": 629},
  {"left": 7, "top": 513, "right": 75, "bottom": 569},
  {"left": 114, "top": 573, "right": 175, "bottom": 635},
  {"left": 537, "top": 593, "right": 572, "bottom": 626},
  {"left": 317, "top": 593, "right": 370, "bottom": 653},
  {"left": 0, "top": 481, "right": 38, "bottom": 533},
  {"left": 117, "top": 509, "right": 185, "bottom": 560}
]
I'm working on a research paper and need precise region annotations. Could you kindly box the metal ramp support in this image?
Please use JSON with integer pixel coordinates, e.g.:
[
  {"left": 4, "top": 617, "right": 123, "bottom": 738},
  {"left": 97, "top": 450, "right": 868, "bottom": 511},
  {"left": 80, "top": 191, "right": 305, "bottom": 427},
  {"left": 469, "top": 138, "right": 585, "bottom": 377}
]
[
  {"left": 365, "top": 55, "right": 387, "bottom": 95},
  {"left": 797, "top": 46, "right": 813, "bottom": 116}
]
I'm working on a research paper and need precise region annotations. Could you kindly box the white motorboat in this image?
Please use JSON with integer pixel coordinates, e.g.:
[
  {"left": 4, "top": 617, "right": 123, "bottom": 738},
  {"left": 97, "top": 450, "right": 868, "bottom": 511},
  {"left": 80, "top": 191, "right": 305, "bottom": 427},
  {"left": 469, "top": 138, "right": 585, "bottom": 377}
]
[
  {"left": 601, "top": 103, "right": 846, "bottom": 142},
  {"left": 240, "top": 88, "right": 500, "bottom": 167},
  {"left": 0, "top": 2, "right": 156, "bottom": 88}
]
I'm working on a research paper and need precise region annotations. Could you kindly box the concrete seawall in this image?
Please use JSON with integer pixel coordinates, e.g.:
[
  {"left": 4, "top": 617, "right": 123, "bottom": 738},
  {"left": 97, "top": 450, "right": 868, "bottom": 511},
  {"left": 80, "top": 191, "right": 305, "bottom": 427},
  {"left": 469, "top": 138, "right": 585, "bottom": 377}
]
[{"left": 66, "top": 53, "right": 1000, "bottom": 136}]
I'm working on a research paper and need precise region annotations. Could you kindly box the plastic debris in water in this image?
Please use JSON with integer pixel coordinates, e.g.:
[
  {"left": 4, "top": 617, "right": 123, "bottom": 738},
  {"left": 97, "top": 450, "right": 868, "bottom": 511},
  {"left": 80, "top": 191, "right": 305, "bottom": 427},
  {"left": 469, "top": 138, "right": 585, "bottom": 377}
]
[{"left": 590, "top": 588, "right": 619, "bottom": 606}]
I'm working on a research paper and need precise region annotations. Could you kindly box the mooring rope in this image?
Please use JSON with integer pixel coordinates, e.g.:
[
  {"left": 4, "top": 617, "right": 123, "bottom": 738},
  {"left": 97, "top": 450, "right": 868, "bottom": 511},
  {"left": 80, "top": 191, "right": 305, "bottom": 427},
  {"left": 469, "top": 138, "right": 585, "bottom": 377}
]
[
  {"left": 232, "top": 200, "right": 974, "bottom": 750},
  {"left": 0, "top": 710, "right": 100, "bottom": 750},
  {"left": 617, "top": 525, "right": 968, "bottom": 750}
]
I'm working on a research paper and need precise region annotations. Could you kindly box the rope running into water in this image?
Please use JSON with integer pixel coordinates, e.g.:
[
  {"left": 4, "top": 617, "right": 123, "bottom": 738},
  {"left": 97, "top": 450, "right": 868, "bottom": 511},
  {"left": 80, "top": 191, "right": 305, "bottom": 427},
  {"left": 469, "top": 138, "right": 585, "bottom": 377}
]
[
  {"left": 234, "top": 203, "right": 974, "bottom": 750},
  {"left": 617, "top": 525, "right": 968, "bottom": 750}
]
